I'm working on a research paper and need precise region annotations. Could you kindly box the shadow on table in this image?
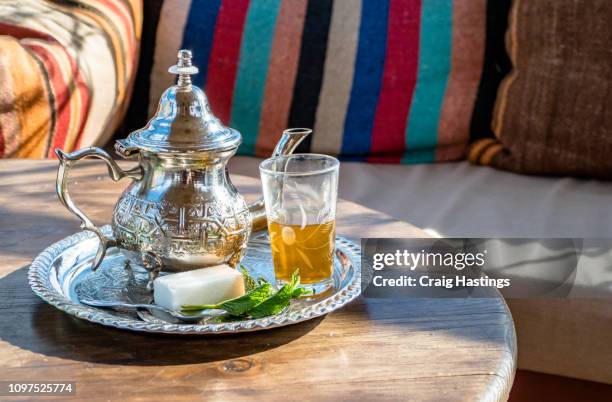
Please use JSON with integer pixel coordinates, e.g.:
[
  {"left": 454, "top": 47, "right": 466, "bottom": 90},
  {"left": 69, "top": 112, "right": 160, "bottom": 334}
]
[
  {"left": 0, "top": 266, "right": 323, "bottom": 366},
  {"left": 0, "top": 206, "right": 81, "bottom": 258}
]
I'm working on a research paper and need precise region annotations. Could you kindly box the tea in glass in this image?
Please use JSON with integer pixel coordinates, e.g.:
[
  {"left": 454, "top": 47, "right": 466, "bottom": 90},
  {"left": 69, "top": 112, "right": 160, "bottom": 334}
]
[
  {"left": 268, "top": 220, "right": 335, "bottom": 284},
  {"left": 260, "top": 154, "right": 339, "bottom": 294}
]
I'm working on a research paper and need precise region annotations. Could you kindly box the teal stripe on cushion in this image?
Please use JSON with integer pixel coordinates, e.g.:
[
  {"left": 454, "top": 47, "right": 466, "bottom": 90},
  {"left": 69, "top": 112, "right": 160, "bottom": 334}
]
[
  {"left": 230, "top": 0, "right": 282, "bottom": 156},
  {"left": 402, "top": 0, "right": 453, "bottom": 164}
]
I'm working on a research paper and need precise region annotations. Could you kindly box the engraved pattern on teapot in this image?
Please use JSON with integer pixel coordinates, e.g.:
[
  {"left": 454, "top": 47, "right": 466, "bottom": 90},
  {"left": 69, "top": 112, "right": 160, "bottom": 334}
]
[{"left": 112, "top": 192, "right": 251, "bottom": 267}]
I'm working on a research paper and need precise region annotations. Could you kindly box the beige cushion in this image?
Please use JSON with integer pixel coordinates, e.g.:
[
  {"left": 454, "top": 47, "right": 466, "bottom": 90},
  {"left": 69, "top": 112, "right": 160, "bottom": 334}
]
[{"left": 230, "top": 157, "right": 612, "bottom": 383}]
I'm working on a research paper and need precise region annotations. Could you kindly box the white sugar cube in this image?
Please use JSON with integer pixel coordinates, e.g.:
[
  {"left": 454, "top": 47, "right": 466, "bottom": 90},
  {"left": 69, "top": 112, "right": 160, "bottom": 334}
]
[{"left": 153, "top": 265, "right": 245, "bottom": 310}]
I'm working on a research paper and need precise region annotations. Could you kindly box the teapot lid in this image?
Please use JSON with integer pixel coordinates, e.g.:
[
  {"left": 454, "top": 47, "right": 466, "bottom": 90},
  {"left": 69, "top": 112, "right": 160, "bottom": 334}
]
[{"left": 116, "top": 50, "right": 241, "bottom": 156}]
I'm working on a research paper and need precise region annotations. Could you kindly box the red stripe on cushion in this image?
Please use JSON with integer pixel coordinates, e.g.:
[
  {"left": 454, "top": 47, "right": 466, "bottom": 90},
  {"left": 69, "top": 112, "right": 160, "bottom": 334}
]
[
  {"left": 101, "top": 0, "right": 135, "bottom": 52},
  {"left": 0, "top": 124, "right": 4, "bottom": 158},
  {"left": 368, "top": 0, "right": 421, "bottom": 163},
  {"left": 73, "top": 74, "right": 91, "bottom": 151},
  {"left": 26, "top": 42, "right": 70, "bottom": 157},
  {"left": 38, "top": 40, "right": 90, "bottom": 155},
  {"left": 205, "top": 0, "right": 250, "bottom": 124},
  {"left": 0, "top": 22, "right": 54, "bottom": 41},
  {"left": 45, "top": 42, "right": 90, "bottom": 152}
]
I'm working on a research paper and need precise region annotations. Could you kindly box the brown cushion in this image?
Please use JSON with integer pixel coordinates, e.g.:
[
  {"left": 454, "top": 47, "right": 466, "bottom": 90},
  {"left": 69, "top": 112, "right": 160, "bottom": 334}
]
[{"left": 469, "top": 0, "right": 612, "bottom": 179}]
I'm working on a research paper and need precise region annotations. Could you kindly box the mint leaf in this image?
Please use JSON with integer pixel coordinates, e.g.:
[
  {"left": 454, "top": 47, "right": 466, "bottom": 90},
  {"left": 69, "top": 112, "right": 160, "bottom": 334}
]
[
  {"left": 181, "top": 283, "right": 273, "bottom": 316},
  {"left": 248, "top": 271, "right": 300, "bottom": 319},
  {"left": 291, "top": 287, "right": 313, "bottom": 298},
  {"left": 181, "top": 271, "right": 309, "bottom": 320},
  {"left": 240, "top": 264, "right": 257, "bottom": 292}
]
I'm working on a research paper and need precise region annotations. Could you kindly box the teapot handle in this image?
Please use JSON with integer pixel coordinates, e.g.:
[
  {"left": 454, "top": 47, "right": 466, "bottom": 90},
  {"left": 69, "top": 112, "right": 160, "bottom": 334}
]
[{"left": 55, "top": 147, "right": 143, "bottom": 270}]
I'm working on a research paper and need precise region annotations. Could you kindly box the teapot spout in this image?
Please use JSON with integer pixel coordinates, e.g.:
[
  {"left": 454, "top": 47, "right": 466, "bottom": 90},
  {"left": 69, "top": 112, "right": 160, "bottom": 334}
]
[{"left": 249, "top": 128, "right": 311, "bottom": 232}]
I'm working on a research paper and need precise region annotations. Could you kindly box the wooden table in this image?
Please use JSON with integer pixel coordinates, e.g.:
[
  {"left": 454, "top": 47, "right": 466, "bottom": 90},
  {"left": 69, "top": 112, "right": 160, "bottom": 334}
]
[{"left": 0, "top": 160, "right": 516, "bottom": 401}]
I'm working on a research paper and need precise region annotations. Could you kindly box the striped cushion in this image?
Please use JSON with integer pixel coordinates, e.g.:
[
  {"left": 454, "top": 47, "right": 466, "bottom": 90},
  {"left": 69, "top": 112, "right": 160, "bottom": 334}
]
[
  {"left": 145, "top": 0, "right": 510, "bottom": 162},
  {"left": 0, "top": 0, "right": 142, "bottom": 158}
]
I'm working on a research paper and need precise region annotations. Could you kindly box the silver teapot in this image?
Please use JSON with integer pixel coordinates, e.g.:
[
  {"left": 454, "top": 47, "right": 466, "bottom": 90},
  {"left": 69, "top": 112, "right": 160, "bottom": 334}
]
[{"left": 55, "top": 50, "right": 309, "bottom": 281}]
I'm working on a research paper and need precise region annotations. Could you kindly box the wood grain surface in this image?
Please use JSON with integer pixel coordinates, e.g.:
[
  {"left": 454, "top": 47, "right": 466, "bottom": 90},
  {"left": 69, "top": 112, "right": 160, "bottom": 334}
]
[{"left": 0, "top": 159, "right": 516, "bottom": 401}]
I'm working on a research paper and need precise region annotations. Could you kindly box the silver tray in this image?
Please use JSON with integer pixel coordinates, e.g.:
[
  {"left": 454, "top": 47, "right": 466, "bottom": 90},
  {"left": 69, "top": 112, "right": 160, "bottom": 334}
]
[{"left": 29, "top": 225, "right": 361, "bottom": 334}]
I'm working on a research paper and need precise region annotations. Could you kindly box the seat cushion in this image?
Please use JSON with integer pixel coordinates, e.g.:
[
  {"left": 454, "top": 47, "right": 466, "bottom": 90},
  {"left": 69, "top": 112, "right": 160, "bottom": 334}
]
[
  {"left": 0, "top": 0, "right": 142, "bottom": 158},
  {"left": 231, "top": 157, "right": 612, "bottom": 237},
  {"left": 230, "top": 156, "right": 612, "bottom": 383}
]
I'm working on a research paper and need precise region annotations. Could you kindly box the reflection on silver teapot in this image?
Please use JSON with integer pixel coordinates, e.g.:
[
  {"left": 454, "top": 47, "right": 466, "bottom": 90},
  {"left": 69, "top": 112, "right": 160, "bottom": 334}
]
[{"left": 55, "top": 50, "right": 309, "bottom": 283}]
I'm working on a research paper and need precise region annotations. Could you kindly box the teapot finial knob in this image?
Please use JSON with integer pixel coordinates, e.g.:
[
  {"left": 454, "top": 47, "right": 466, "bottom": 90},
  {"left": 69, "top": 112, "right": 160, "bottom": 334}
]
[{"left": 168, "top": 49, "right": 199, "bottom": 87}]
